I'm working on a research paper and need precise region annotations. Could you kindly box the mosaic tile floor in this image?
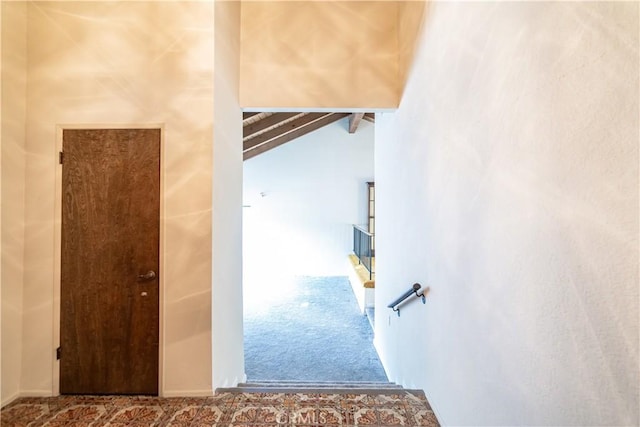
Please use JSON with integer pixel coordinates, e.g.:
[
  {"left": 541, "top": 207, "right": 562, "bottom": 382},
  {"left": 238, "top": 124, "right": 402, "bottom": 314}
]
[{"left": 1, "top": 391, "right": 439, "bottom": 427}]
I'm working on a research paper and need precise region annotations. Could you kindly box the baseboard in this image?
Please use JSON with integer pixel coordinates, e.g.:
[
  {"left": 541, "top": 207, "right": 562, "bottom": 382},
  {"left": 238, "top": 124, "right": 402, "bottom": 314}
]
[
  {"left": 371, "top": 338, "right": 441, "bottom": 424},
  {"left": 419, "top": 388, "right": 445, "bottom": 426},
  {"left": 3, "top": 390, "right": 53, "bottom": 408},
  {"left": 1, "top": 391, "right": 20, "bottom": 408},
  {"left": 161, "top": 389, "right": 213, "bottom": 398},
  {"left": 9, "top": 388, "right": 219, "bottom": 400},
  {"left": 430, "top": 398, "right": 445, "bottom": 427},
  {"left": 17, "top": 390, "right": 52, "bottom": 397},
  {"left": 347, "top": 269, "right": 366, "bottom": 313},
  {"left": 373, "top": 336, "right": 391, "bottom": 382},
  {"left": 212, "top": 373, "right": 246, "bottom": 391},
  {"left": 229, "top": 374, "right": 246, "bottom": 388}
]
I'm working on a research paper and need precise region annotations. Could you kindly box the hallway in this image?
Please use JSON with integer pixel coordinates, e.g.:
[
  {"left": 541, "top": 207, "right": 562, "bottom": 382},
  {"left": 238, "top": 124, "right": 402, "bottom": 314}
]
[{"left": 244, "top": 276, "right": 387, "bottom": 382}]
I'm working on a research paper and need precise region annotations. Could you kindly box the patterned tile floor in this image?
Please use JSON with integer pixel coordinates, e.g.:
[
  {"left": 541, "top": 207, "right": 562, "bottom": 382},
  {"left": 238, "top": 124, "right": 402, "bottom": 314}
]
[{"left": 1, "top": 391, "right": 439, "bottom": 427}]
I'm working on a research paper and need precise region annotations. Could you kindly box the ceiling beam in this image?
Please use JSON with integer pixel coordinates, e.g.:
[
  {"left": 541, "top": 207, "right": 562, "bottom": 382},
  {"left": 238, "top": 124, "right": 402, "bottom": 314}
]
[
  {"left": 243, "top": 112, "right": 301, "bottom": 136},
  {"left": 348, "top": 113, "right": 365, "bottom": 133},
  {"left": 244, "top": 113, "right": 349, "bottom": 161},
  {"left": 244, "top": 113, "right": 328, "bottom": 151},
  {"left": 243, "top": 112, "right": 260, "bottom": 119},
  {"left": 363, "top": 113, "right": 375, "bottom": 123}
]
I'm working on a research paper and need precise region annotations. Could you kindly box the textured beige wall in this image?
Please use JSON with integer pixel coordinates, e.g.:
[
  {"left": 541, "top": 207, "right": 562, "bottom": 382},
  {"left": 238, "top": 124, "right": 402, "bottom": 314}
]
[
  {"left": 240, "top": 1, "right": 400, "bottom": 109},
  {"left": 23, "top": 1, "right": 214, "bottom": 396},
  {"left": 212, "top": 0, "right": 245, "bottom": 388},
  {"left": 1, "top": 1, "right": 28, "bottom": 406},
  {"left": 375, "top": 1, "right": 638, "bottom": 425}
]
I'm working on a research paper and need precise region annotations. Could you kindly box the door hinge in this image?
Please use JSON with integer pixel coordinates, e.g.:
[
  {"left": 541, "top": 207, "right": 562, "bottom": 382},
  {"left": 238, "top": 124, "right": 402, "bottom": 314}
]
[
  {"left": 59, "top": 151, "right": 64, "bottom": 164},
  {"left": 56, "top": 347, "right": 61, "bottom": 360}
]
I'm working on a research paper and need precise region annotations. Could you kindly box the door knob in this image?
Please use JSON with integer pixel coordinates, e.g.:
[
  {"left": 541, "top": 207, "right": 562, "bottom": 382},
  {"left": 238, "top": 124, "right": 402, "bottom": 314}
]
[{"left": 138, "top": 270, "right": 156, "bottom": 281}]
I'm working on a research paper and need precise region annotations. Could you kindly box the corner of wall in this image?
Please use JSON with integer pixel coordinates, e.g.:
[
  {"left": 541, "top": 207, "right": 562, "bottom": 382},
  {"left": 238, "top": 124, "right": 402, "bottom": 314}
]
[
  {"left": 212, "top": 0, "right": 245, "bottom": 390},
  {"left": 397, "top": 0, "right": 428, "bottom": 104}
]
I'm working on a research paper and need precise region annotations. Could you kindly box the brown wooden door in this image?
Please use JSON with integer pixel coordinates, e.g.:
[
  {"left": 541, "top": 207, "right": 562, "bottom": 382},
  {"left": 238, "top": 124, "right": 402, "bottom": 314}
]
[{"left": 60, "top": 129, "right": 160, "bottom": 395}]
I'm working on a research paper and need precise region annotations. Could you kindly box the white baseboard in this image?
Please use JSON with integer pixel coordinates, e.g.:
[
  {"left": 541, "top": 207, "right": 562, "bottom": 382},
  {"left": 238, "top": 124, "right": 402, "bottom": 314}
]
[
  {"left": 212, "top": 373, "right": 246, "bottom": 390},
  {"left": 347, "top": 271, "right": 366, "bottom": 313},
  {"left": 161, "top": 389, "right": 213, "bottom": 398},
  {"left": 17, "top": 390, "right": 52, "bottom": 397},
  {"left": 2, "top": 390, "right": 53, "bottom": 408},
  {"left": 1, "top": 392, "right": 20, "bottom": 408},
  {"left": 373, "top": 336, "right": 391, "bottom": 382},
  {"left": 428, "top": 394, "right": 446, "bottom": 427}
]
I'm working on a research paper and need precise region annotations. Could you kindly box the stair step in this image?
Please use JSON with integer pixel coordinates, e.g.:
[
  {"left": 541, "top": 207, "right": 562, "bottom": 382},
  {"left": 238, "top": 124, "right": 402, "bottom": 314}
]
[
  {"left": 217, "top": 381, "right": 423, "bottom": 396},
  {"left": 240, "top": 381, "right": 401, "bottom": 388},
  {"left": 240, "top": 380, "right": 399, "bottom": 387}
]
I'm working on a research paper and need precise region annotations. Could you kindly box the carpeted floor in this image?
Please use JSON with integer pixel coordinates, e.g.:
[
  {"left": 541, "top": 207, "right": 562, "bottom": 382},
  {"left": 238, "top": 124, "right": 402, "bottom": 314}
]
[
  {"left": 244, "top": 276, "right": 388, "bottom": 382},
  {"left": 1, "top": 392, "right": 440, "bottom": 426}
]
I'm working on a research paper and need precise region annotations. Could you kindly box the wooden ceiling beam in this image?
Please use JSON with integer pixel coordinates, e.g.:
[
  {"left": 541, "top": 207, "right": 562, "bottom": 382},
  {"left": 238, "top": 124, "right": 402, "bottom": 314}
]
[
  {"left": 363, "top": 113, "right": 375, "bottom": 123},
  {"left": 243, "top": 112, "right": 301, "bottom": 136},
  {"left": 348, "top": 113, "right": 365, "bottom": 133},
  {"left": 244, "top": 113, "right": 327, "bottom": 151},
  {"left": 244, "top": 113, "right": 349, "bottom": 161},
  {"left": 243, "top": 112, "right": 260, "bottom": 119}
]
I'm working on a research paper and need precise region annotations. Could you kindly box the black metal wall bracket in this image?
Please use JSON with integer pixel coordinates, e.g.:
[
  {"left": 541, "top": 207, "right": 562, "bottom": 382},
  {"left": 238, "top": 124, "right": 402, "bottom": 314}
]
[{"left": 388, "top": 283, "right": 427, "bottom": 317}]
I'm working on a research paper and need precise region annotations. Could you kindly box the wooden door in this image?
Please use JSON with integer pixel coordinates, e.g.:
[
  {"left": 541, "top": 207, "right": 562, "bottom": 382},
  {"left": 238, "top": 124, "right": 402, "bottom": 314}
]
[{"left": 60, "top": 129, "right": 160, "bottom": 395}]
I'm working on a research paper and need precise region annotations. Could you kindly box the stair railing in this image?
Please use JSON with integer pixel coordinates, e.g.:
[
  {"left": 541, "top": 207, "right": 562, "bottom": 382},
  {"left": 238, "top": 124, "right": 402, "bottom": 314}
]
[{"left": 352, "top": 225, "right": 374, "bottom": 279}]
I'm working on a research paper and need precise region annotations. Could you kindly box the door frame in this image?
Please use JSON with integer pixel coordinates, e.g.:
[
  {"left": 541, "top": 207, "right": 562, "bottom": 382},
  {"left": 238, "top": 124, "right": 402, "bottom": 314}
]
[{"left": 52, "top": 123, "right": 165, "bottom": 396}]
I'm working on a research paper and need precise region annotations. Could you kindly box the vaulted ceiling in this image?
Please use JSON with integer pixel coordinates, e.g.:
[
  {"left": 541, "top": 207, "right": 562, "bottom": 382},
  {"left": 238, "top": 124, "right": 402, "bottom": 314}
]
[{"left": 243, "top": 112, "right": 375, "bottom": 160}]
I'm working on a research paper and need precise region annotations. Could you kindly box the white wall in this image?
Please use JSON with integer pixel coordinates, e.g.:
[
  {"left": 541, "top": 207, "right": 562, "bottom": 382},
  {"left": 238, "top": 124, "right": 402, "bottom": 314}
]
[
  {"left": 1, "top": 1, "right": 27, "bottom": 406},
  {"left": 212, "top": 0, "right": 245, "bottom": 389},
  {"left": 375, "top": 2, "right": 638, "bottom": 426},
  {"left": 243, "top": 117, "right": 374, "bottom": 292}
]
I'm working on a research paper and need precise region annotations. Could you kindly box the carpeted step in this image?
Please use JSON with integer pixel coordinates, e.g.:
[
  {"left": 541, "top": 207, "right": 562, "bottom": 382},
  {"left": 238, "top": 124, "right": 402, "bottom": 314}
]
[
  {"left": 240, "top": 381, "right": 403, "bottom": 388},
  {"left": 218, "top": 381, "right": 424, "bottom": 396}
]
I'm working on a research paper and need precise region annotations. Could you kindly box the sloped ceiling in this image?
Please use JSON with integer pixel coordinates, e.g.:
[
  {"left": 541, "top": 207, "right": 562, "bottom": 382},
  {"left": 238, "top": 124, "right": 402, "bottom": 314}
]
[{"left": 243, "top": 112, "right": 374, "bottom": 160}]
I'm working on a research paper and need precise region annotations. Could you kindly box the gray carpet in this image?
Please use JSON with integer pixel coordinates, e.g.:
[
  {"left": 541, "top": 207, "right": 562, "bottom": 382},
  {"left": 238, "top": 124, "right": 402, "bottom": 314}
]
[{"left": 244, "top": 276, "right": 388, "bottom": 382}]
